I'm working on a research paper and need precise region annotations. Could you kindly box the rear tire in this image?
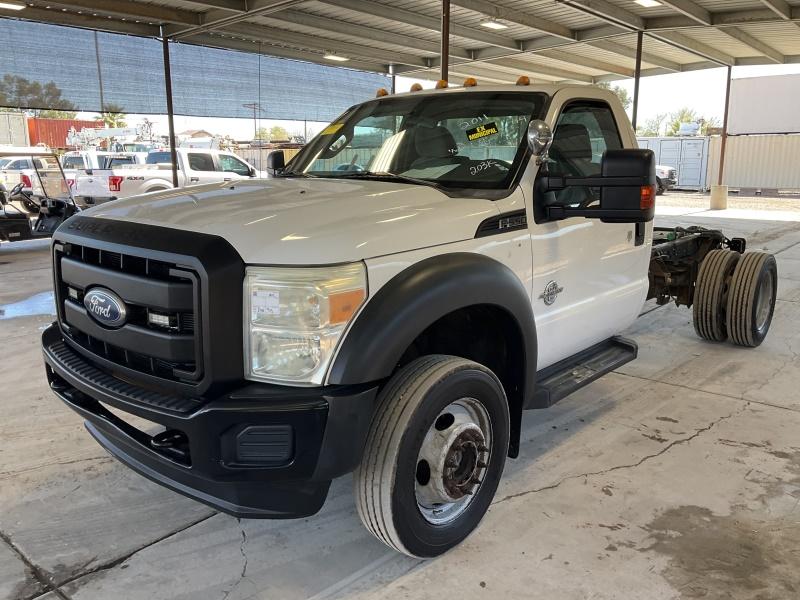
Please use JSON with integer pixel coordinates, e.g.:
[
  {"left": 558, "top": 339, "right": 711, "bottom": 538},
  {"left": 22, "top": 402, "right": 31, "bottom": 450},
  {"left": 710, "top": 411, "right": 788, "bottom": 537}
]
[
  {"left": 656, "top": 177, "right": 666, "bottom": 196},
  {"left": 726, "top": 252, "right": 778, "bottom": 347},
  {"left": 355, "top": 355, "right": 509, "bottom": 558},
  {"left": 693, "top": 249, "right": 740, "bottom": 342}
]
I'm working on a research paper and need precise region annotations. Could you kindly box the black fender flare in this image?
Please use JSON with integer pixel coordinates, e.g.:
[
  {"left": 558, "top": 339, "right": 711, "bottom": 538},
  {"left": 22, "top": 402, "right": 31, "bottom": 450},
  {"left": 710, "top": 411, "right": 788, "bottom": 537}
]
[{"left": 328, "top": 252, "right": 537, "bottom": 456}]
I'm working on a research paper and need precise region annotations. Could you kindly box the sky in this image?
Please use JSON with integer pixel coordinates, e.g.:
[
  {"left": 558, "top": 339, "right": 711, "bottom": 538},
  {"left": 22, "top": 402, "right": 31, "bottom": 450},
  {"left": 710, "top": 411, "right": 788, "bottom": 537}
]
[{"left": 75, "top": 63, "right": 800, "bottom": 142}]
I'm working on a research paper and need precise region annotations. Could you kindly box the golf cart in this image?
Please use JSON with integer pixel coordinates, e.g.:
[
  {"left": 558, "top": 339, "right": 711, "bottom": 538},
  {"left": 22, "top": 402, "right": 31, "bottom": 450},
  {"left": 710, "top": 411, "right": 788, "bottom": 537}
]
[{"left": 0, "top": 148, "right": 79, "bottom": 244}]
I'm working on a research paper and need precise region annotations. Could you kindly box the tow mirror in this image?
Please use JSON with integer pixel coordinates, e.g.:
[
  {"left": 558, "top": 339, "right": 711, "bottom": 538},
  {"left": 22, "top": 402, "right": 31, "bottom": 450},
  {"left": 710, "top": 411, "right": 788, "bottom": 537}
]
[
  {"left": 527, "top": 120, "right": 553, "bottom": 159},
  {"left": 542, "top": 149, "right": 657, "bottom": 224},
  {"left": 248, "top": 166, "right": 258, "bottom": 178},
  {"left": 266, "top": 150, "right": 285, "bottom": 176}
]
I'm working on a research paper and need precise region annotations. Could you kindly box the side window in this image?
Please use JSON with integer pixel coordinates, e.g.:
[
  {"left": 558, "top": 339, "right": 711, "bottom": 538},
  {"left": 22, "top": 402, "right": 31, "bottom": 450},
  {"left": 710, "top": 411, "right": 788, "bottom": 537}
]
[
  {"left": 187, "top": 153, "right": 215, "bottom": 172},
  {"left": 549, "top": 101, "right": 623, "bottom": 205},
  {"left": 218, "top": 154, "right": 252, "bottom": 176},
  {"left": 63, "top": 156, "right": 86, "bottom": 169}
]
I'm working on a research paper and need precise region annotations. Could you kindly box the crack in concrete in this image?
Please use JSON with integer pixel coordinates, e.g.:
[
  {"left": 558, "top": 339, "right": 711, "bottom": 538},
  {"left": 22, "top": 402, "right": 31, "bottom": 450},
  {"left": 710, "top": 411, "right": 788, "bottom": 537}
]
[
  {"left": 494, "top": 405, "right": 746, "bottom": 506},
  {"left": 0, "top": 530, "right": 71, "bottom": 600},
  {"left": 220, "top": 519, "right": 249, "bottom": 600},
  {"left": 56, "top": 512, "right": 217, "bottom": 591},
  {"left": 0, "top": 456, "right": 113, "bottom": 479},
  {"left": 617, "top": 371, "right": 800, "bottom": 415}
]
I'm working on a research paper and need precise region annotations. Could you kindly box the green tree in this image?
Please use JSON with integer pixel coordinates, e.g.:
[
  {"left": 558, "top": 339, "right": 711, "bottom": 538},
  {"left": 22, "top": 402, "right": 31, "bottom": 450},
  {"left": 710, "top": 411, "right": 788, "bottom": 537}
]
[
  {"left": 665, "top": 107, "right": 699, "bottom": 136},
  {"left": 595, "top": 82, "right": 631, "bottom": 111},
  {"left": 0, "top": 75, "right": 76, "bottom": 116},
  {"left": 269, "top": 126, "right": 290, "bottom": 141},
  {"left": 35, "top": 109, "right": 78, "bottom": 119},
  {"left": 255, "top": 127, "right": 270, "bottom": 140},
  {"left": 636, "top": 113, "right": 667, "bottom": 137},
  {"left": 95, "top": 103, "right": 127, "bottom": 128}
]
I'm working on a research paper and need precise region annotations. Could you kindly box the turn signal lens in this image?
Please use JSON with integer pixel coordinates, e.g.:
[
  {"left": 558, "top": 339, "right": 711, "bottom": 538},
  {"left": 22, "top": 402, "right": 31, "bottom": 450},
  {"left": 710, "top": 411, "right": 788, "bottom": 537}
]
[
  {"left": 516, "top": 75, "right": 530, "bottom": 86},
  {"left": 640, "top": 185, "right": 656, "bottom": 210}
]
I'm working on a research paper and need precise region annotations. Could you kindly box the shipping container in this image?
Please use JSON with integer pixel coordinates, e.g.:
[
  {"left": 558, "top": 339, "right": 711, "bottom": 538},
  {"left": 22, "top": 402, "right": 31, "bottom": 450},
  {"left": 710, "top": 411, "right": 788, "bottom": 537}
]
[
  {"left": 0, "top": 112, "right": 29, "bottom": 146},
  {"left": 27, "top": 118, "right": 103, "bottom": 149},
  {"left": 707, "top": 134, "right": 800, "bottom": 192},
  {"left": 637, "top": 136, "right": 710, "bottom": 191}
]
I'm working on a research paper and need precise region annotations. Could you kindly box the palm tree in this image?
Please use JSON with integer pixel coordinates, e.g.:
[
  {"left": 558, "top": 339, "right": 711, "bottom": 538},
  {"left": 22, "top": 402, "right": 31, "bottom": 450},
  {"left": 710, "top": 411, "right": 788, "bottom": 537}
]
[{"left": 95, "top": 103, "right": 127, "bottom": 128}]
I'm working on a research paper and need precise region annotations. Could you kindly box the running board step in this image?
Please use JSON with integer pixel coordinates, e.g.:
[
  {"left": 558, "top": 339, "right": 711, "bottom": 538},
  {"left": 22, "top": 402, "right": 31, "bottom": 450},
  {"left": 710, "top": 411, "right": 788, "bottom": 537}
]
[{"left": 531, "top": 336, "right": 638, "bottom": 408}]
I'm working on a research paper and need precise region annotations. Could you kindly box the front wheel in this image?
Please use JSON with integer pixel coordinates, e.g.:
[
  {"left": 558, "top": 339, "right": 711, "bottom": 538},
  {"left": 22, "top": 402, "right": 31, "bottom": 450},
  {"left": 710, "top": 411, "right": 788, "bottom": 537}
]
[{"left": 355, "top": 355, "right": 509, "bottom": 558}]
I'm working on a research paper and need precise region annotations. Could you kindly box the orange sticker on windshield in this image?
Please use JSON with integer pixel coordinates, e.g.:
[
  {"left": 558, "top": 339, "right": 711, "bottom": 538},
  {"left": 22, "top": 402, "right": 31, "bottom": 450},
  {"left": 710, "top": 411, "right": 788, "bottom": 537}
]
[{"left": 321, "top": 123, "right": 344, "bottom": 135}]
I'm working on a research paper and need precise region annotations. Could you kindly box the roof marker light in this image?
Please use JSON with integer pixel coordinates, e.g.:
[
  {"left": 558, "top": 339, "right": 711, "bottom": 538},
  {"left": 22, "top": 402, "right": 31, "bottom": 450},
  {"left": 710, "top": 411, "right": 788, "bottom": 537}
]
[
  {"left": 376, "top": 88, "right": 389, "bottom": 97},
  {"left": 516, "top": 75, "right": 530, "bottom": 86},
  {"left": 410, "top": 83, "right": 423, "bottom": 92},
  {"left": 435, "top": 79, "right": 448, "bottom": 89},
  {"left": 463, "top": 77, "right": 478, "bottom": 87}
]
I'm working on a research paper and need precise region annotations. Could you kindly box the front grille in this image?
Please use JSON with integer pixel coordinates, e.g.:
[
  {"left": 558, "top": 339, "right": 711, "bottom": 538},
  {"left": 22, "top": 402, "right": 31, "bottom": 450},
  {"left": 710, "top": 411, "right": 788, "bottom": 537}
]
[
  {"left": 668, "top": 169, "right": 677, "bottom": 180},
  {"left": 55, "top": 241, "right": 201, "bottom": 383}
]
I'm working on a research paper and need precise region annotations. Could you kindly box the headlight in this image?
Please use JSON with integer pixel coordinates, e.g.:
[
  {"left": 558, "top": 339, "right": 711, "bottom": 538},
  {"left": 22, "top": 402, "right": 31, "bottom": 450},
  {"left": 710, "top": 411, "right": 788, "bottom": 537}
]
[{"left": 244, "top": 263, "right": 367, "bottom": 385}]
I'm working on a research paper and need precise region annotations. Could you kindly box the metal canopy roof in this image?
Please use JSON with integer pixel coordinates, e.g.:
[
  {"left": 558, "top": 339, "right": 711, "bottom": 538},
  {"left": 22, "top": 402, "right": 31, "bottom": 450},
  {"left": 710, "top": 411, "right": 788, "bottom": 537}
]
[{"left": 1, "top": 0, "right": 799, "bottom": 84}]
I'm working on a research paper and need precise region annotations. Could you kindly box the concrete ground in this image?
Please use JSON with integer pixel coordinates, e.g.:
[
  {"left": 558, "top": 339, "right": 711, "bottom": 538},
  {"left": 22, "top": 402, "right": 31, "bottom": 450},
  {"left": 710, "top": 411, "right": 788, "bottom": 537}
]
[{"left": 1, "top": 194, "right": 799, "bottom": 600}]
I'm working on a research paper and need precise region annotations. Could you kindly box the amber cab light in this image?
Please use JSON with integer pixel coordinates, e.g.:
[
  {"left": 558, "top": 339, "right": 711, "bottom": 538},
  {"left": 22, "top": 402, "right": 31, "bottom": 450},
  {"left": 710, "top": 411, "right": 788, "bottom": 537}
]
[{"left": 640, "top": 185, "right": 656, "bottom": 210}]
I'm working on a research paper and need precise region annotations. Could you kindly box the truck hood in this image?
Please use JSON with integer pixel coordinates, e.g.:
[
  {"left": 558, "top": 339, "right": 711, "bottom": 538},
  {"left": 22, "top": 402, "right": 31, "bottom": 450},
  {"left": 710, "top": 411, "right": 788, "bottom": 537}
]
[{"left": 84, "top": 178, "right": 499, "bottom": 264}]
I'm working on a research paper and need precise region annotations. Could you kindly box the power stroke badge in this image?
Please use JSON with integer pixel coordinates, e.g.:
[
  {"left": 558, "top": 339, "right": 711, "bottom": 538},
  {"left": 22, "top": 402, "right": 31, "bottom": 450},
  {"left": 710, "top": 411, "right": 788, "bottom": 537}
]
[
  {"left": 539, "top": 281, "right": 564, "bottom": 306},
  {"left": 84, "top": 288, "right": 128, "bottom": 328}
]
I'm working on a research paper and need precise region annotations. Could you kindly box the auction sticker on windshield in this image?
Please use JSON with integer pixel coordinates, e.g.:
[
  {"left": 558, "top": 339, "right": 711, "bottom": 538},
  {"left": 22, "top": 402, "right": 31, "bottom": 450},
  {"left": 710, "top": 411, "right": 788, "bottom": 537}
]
[{"left": 466, "top": 122, "right": 498, "bottom": 141}]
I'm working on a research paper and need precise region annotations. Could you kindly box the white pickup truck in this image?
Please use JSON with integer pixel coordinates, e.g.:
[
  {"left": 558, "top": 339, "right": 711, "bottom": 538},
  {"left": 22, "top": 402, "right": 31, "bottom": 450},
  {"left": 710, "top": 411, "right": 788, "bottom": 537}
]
[
  {"left": 73, "top": 148, "right": 263, "bottom": 207},
  {"left": 42, "top": 82, "right": 777, "bottom": 558}
]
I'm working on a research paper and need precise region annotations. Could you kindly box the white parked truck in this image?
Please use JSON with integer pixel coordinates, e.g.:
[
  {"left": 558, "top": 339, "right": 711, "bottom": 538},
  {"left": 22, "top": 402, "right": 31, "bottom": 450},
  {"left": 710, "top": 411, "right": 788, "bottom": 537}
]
[
  {"left": 42, "top": 83, "right": 777, "bottom": 558},
  {"left": 72, "top": 147, "right": 263, "bottom": 207}
]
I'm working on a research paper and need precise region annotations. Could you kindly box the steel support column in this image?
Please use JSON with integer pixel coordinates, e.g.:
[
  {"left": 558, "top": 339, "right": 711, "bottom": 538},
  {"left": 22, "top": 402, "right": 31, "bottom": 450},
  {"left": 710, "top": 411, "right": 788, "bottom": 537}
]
[
  {"left": 161, "top": 26, "right": 179, "bottom": 189},
  {"left": 632, "top": 30, "right": 643, "bottom": 131},
  {"left": 441, "top": 0, "right": 450, "bottom": 82},
  {"left": 718, "top": 65, "right": 733, "bottom": 186}
]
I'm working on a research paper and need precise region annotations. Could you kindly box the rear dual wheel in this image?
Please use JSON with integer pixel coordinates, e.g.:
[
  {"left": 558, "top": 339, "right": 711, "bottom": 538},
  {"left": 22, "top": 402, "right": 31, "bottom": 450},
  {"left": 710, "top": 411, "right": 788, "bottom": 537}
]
[
  {"left": 693, "top": 249, "right": 777, "bottom": 347},
  {"left": 355, "top": 355, "right": 509, "bottom": 558},
  {"left": 726, "top": 252, "right": 778, "bottom": 348}
]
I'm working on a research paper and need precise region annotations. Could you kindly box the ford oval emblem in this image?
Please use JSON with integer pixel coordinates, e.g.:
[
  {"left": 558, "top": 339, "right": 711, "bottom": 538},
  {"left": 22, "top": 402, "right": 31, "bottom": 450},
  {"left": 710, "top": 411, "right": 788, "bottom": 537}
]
[{"left": 83, "top": 288, "right": 127, "bottom": 328}]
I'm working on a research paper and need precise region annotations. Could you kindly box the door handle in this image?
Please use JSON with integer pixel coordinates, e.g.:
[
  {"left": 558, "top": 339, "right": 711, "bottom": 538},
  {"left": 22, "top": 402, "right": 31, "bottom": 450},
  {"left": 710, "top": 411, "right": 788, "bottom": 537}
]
[
  {"left": 223, "top": 178, "right": 232, "bottom": 182},
  {"left": 190, "top": 177, "right": 199, "bottom": 182}
]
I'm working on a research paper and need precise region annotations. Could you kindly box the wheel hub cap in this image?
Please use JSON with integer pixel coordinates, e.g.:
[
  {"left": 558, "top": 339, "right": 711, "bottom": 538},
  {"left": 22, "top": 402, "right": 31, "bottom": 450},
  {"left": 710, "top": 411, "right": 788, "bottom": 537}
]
[{"left": 415, "top": 398, "right": 492, "bottom": 525}]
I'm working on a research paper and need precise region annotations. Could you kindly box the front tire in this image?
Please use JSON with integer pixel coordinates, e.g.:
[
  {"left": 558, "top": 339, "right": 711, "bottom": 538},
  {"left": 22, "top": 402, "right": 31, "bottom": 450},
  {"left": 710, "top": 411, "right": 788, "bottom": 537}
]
[
  {"left": 355, "top": 355, "right": 509, "bottom": 558},
  {"left": 656, "top": 177, "right": 666, "bottom": 196}
]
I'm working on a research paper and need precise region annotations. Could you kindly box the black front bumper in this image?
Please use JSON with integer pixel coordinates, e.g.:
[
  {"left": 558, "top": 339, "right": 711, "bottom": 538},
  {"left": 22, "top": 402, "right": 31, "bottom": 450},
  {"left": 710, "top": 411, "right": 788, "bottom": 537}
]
[{"left": 42, "top": 324, "right": 378, "bottom": 519}]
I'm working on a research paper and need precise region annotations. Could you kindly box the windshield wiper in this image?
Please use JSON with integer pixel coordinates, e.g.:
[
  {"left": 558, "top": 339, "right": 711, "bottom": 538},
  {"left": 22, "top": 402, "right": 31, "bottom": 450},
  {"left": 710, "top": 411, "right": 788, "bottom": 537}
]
[
  {"left": 278, "top": 170, "right": 317, "bottom": 178},
  {"left": 333, "top": 171, "right": 438, "bottom": 188}
]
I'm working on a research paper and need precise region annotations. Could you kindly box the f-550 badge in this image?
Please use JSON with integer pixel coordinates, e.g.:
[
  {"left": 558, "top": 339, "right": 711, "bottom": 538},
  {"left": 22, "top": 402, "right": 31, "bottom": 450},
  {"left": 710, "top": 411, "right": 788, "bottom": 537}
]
[{"left": 539, "top": 281, "right": 564, "bottom": 306}]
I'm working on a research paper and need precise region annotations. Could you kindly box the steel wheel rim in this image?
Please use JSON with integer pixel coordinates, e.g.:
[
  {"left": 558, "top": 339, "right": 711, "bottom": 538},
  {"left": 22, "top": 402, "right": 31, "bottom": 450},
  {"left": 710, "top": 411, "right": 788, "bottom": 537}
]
[
  {"left": 414, "top": 397, "right": 492, "bottom": 525},
  {"left": 755, "top": 270, "right": 775, "bottom": 333}
]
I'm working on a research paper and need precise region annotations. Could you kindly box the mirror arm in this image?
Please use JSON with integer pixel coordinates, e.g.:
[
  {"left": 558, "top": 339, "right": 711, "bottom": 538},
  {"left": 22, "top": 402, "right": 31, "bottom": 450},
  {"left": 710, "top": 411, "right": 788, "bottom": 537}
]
[{"left": 544, "top": 175, "right": 649, "bottom": 191}]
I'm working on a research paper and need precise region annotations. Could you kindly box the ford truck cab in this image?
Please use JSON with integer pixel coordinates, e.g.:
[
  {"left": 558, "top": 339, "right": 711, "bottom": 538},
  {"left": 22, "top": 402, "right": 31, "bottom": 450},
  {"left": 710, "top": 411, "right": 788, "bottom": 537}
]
[{"left": 42, "top": 82, "right": 777, "bottom": 558}]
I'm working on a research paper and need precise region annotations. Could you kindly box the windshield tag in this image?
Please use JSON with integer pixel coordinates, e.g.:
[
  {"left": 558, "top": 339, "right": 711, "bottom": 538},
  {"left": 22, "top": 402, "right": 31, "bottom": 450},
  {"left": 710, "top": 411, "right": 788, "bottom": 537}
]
[{"left": 466, "top": 122, "right": 498, "bottom": 142}]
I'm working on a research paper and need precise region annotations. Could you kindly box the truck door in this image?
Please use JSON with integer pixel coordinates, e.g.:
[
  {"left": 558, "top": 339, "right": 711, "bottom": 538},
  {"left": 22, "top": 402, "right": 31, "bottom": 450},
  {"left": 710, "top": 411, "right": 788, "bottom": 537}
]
[
  {"left": 216, "top": 153, "right": 256, "bottom": 181},
  {"left": 528, "top": 96, "right": 651, "bottom": 370},
  {"left": 185, "top": 152, "right": 220, "bottom": 186}
]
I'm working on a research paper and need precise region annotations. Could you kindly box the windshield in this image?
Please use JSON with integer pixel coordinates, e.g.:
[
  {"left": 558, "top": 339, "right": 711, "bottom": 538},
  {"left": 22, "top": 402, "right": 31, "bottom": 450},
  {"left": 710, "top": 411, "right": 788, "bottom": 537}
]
[
  {"left": 146, "top": 152, "right": 172, "bottom": 164},
  {"left": 285, "top": 91, "right": 547, "bottom": 191}
]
